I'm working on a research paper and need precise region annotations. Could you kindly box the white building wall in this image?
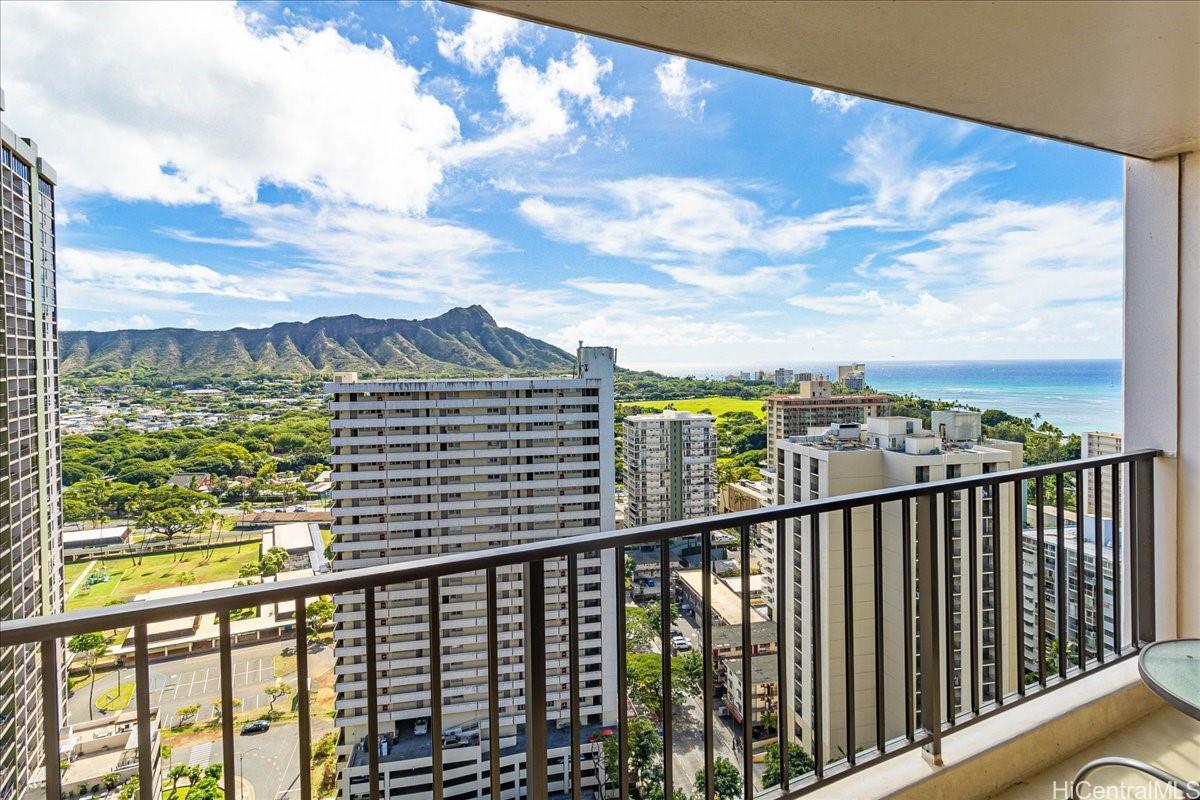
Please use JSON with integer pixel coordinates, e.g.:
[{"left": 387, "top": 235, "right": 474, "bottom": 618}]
[{"left": 326, "top": 347, "right": 616, "bottom": 800}]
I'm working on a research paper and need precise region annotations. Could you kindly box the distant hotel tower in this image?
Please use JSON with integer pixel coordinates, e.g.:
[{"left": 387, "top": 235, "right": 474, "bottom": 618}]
[
  {"left": 1, "top": 93, "right": 65, "bottom": 798},
  {"left": 325, "top": 347, "right": 619, "bottom": 799},
  {"left": 775, "top": 412, "right": 1022, "bottom": 765},
  {"left": 622, "top": 409, "right": 717, "bottom": 528}
]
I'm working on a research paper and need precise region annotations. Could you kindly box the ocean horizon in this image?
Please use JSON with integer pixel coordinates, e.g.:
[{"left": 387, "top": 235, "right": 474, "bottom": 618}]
[{"left": 705, "top": 359, "right": 1123, "bottom": 436}]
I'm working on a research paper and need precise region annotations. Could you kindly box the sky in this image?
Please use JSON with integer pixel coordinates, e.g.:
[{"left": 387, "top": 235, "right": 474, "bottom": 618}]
[{"left": 0, "top": 1, "right": 1125, "bottom": 372}]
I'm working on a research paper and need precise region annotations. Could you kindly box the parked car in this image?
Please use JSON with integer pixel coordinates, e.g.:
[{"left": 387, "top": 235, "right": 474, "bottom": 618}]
[
  {"left": 241, "top": 719, "right": 270, "bottom": 734},
  {"left": 292, "top": 504, "right": 306, "bottom": 512},
  {"left": 281, "top": 645, "right": 295, "bottom": 656},
  {"left": 413, "top": 718, "right": 429, "bottom": 735}
]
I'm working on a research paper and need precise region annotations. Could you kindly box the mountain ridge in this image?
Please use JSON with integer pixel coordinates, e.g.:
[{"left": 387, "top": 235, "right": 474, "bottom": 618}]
[{"left": 60, "top": 305, "right": 576, "bottom": 379}]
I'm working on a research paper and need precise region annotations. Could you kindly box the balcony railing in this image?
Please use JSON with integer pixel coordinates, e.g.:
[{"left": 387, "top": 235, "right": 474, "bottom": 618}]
[{"left": 0, "top": 449, "right": 1159, "bottom": 800}]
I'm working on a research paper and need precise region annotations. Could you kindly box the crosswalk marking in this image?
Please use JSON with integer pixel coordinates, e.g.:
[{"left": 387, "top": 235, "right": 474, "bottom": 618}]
[{"left": 188, "top": 741, "right": 213, "bottom": 768}]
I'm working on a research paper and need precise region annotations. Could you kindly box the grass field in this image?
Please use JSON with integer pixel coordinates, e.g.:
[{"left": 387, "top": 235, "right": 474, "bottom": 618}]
[
  {"left": 64, "top": 544, "right": 261, "bottom": 611},
  {"left": 619, "top": 396, "right": 766, "bottom": 419}
]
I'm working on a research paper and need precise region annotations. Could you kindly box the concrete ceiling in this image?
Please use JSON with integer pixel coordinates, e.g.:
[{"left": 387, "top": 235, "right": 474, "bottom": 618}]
[{"left": 463, "top": 0, "right": 1199, "bottom": 160}]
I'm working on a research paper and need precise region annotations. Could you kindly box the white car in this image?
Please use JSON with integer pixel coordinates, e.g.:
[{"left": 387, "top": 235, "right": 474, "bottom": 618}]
[{"left": 413, "top": 718, "right": 429, "bottom": 735}]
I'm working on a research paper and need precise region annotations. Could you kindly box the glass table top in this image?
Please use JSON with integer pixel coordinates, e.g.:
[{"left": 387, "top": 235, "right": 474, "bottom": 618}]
[{"left": 1139, "top": 639, "right": 1200, "bottom": 721}]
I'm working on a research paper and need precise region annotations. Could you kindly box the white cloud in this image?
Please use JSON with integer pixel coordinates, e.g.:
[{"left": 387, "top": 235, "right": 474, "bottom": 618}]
[
  {"left": 436, "top": 10, "right": 520, "bottom": 73},
  {"left": 80, "top": 314, "right": 157, "bottom": 332},
  {"left": 62, "top": 245, "right": 289, "bottom": 302},
  {"left": 845, "top": 117, "right": 990, "bottom": 220},
  {"left": 655, "top": 57, "right": 713, "bottom": 119},
  {"left": 652, "top": 263, "right": 809, "bottom": 296},
  {"left": 788, "top": 289, "right": 891, "bottom": 316},
  {"left": 452, "top": 41, "right": 633, "bottom": 162},
  {"left": 784, "top": 197, "right": 1123, "bottom": 358},
  {"left": 227, "top": 202, "right": 500, "bottom": 301},
  {"left": 2, "top": 2, "right": 460, "bottom": 214},
  {"left": 518, "top": 176, "right": 878, "bottom": 263},
  {"left": 157, "top": 228, "right": 272, "bottom": 248},
  {"left": 810, "top": 88, "right": 861, "bottom": 113}
]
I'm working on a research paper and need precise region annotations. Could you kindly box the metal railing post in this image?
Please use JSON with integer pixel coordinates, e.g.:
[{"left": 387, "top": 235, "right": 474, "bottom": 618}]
[
  {"left": 915, "top": 494, "right": 942, "bottom": 763},
  {"left": 1131, "top": 457, "right": 1156, "bottom": 644},
  {"left": 524, "top": 560, "right": 549, "bottom": 799}
]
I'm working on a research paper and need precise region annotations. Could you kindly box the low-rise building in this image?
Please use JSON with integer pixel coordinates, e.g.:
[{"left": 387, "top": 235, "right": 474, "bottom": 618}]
[
  {"left": 765, "top": 387, "right": 891, "bottom": 458},
  {"left": 62, "top": 525, "right": 131, "bottom": 550},
  {"left": 166, "top": 472, "right": 214, "bottom": 492},
  {"left": 29, "top": 710, "right": 163, "bottom": 800},
  {"left": 722, "top": 653, "right": 779, "bottom": 733},
  {"left": 675, "top": 569, "right": 769, "bottom": 627}
]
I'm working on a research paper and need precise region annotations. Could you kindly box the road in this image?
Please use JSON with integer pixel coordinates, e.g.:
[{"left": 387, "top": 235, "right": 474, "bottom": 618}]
[{"left": 68, "top": 639, "right": 335, "bottom": 800}]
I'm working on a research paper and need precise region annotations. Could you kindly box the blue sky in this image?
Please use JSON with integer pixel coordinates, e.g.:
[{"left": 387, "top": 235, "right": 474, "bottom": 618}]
[{"left": 1, "top": 1, "right": 1124, "bottom": 371}]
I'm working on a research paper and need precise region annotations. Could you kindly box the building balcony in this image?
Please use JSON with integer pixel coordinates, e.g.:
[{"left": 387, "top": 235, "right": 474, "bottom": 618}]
[{"left": 8, "top": 448, "right": 1196, "bottom": 800}]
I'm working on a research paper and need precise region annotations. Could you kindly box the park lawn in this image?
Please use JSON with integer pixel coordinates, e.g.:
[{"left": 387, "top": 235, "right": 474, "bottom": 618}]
[
  {"left": 63, "top": 560, "right": 91, "bottom": 588},
  {"left": 96, "top": 682, "right": 134, "bottom": 713},
  {"left": 619, "top": 396, "right": 766, "bottom": 419},
  {"left": 65, "top": 544, "right": 261, "bottom": 611}
]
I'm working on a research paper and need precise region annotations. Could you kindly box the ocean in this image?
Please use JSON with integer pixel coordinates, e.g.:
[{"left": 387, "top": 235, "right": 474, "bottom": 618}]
[{"left": 860, "top": 360, "right": 1122, "bottom": 435}]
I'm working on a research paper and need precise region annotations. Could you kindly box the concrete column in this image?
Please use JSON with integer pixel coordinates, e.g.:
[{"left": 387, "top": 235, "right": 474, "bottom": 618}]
[
  {"left": 1124, "top": 153, "right": 1199, "bottom": 639},
  {"left": 1178, "top": 152, "right": 1200, "bottom": 638}
]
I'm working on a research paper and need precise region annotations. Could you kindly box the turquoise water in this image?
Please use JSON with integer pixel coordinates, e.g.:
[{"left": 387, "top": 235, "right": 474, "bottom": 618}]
[{"left": 860, "top": 360, "right": 1122, "bottom": 435}]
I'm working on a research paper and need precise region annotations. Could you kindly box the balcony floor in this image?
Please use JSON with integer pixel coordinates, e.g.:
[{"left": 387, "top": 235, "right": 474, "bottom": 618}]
[{"left": 991, "top": 705, "right": 1200, "bottom": 799}]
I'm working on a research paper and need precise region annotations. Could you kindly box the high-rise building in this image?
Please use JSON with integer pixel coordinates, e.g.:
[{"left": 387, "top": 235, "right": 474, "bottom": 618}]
[
  {"left": 1020, "top": 522, "right": 1116, "bottom": 679},
  {"left": 765, "top": 386, "right": 891, "bottom": 460},
  {"left": 1081, "top": 431, "right": 1122, "bottom": 519},
  {"left": 1, "top": 102, "right": 64, "bottom": 798},
  {"left": 326, "top": 347, "right": 618, "bottom": 800},
  {"left": 775, "top": 413, "right": 1022, "bottom": 764},
  {"left": 622, "top": 410, "right": 716, "bottom": 528},
  {"left": 774, "top": 368, "right": 795, "bottom": 387},
  {"left": 836, "top": 363, "right": 866, "bottom": 390}
]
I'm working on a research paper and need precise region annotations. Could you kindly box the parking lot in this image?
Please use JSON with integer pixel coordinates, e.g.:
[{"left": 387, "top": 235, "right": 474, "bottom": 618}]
[{"left": 66, "top": 639, "right": 335, "bottom": 800}]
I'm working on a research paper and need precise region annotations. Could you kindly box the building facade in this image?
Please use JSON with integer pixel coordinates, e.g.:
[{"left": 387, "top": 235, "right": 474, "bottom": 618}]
[
  {"left": 765, "top": 388, "right": 891, "bottom": 458},
  {"left": 326, "top": 347, "right": 618, "bottom": 800},
  {"left": 1020, "top": 523, "right": 1116, "bottom": 679},
  {"left": 776, "top": 414, "right": 1022, "bottom": 765},
  {"left": 622, "top": 410, "right": 716, "bottom": 528},
  {"left": 1, "top": 106, "right": 63, "bottom": 799},
  {"left": 836, "top": 363, "right": 866, "bottom": 390},
  {"left": 1081, "top": 431, "right": 1122, "bottom": 520}
]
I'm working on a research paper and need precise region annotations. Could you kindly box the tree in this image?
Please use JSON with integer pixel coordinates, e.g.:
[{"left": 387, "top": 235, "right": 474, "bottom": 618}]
[
  {"left": 624, "top": 606, "right": 656, "bottom": 652},
  {"left": 265, "top": 681, "right": 293, "bottom": 713},
  {"left": 203, "top": 763, "right": 223, "bottom": 781},
  {"left": 306, "top": 597, "right": 335, "bottom": 634},
  {"left": 184, "top": 777, "right": 223, "bottom": 800},
  {"left": 68, "top": 632, "right": 106, "bottom": 718},
  {"left": 212, "top": 697, "right": 242, "bottom": 720},
  {"left": 132, "top": 484, "right": 215, "bottom": 541},
  {"left": 177, "top": 703, "right": 201, "bottom": 726},
  {"left": 673, "top": 650, "right": 704, "bottom": 696},
  {"left": 118, "top": 777, "right": 139, "bottom": 800},
  {"left": 693, "top": 757, "right": 742, "bottom": 800},
  {"left": 599, "top": 719, "right": 663, "bottom": 796},
  {"left": 239, "top": 561, "right": 262, "bottom": 578},
  {"left": 260, "top": 545, "right": 289, "bottom": 577},
  {"left": 139, "top": 506, "right": 209, "bottom": 541},
  {"left": 1044, "top": 636, "right": 1080, "bottom": 675},
  {"left": 168, "top": 763, "right": 191, "bottom": 792},
  {"left": 102, "top": 771, "right": 120, "bottom": 790},
  {"left": 762, "top": 742, "right": 814, "bottom": 787},
  {"left": 644, "top": 599, "right": 680, "bottom": 632}
]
